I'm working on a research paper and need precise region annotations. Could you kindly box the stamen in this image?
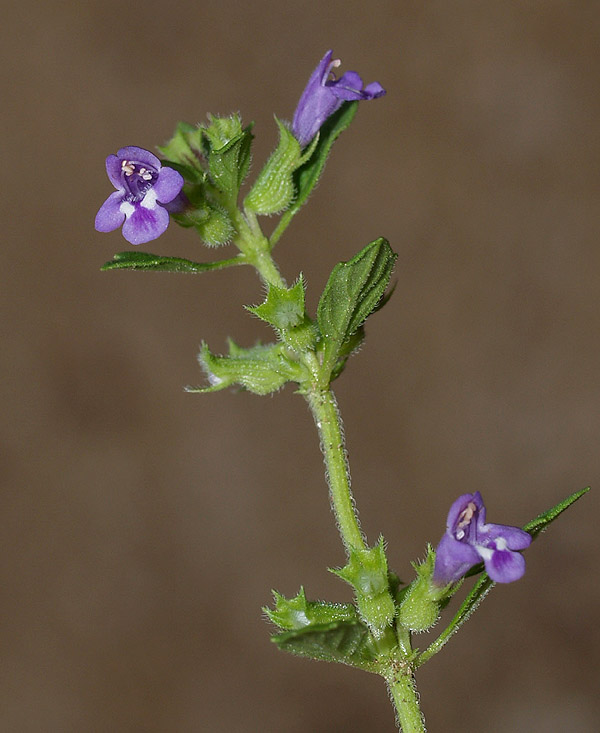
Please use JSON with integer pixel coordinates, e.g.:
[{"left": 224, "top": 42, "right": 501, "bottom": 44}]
[
  {"left": 139, "top": 167, "right": 153, "bottom": 181},
  {"left": 327, "top": 58, "right": 342, "bottom": 82},
  {"left": 121, "top": 160, "right": 135, "bottom": 176},
  {"left": 457, "top": 502, "right": 476, "bottom": 529}
]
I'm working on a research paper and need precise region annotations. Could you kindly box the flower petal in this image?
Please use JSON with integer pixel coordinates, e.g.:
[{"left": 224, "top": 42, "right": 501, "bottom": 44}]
[
  {"left": 446, "top": 492, "right": 482, "bottom": 532},
  {"left": 484, "top": 523, "right": 532, "bottom": 551},
  {"left": 329, "top": 72, "right": 387, "bottom": 101},
  {"left": 153, "top": 166, "right": 184, "bottom": 203},
  {"left": 471, "top": 491, "right": 487, "bottom": 526},
  {"left": 313, "top": 50, "right": 334, "bottom": 86},
  {"left": 363, "top": 81, "right": 386, "bottom": 99},
  {"left": 433, "top": 533, "right": 480, "bottom": 585},
  {"left": 95, "top": 191, "right": 126, "bottom": 232},
  {"left": 329, "top": 71, "right": 366, "bottom": 100},
  {"left": 121, "top": 200, "right": 169, "bottom": 245},
  {"left": 117, "top": 146, "right": 160, "bottom": 169},
  {"left": 482, "top": 547, "right": 526, "bottom": 584},
  {"left": 105, "top": 155, "right": 125, "bottom": 190}
]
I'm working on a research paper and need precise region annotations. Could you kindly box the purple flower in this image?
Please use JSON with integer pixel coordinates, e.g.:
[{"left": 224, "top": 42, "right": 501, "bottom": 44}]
[
  {"left": 95, "top": 146, "right": 184, "bottom": 245},
  {"left": 291, "top": 50, "right": 386, "bottom": 147},
  {"left": 433, "top": 492, "right": 532, "bottom": 585}
]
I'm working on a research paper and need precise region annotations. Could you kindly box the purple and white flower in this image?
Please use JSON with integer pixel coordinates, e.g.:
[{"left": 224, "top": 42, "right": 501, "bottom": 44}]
[
  {"left": 433, "top": 492, "right": 532, "bottom": 585},
  {"left": 292, "top": 50, "right": 386, "bottom": 147},
  {"left": 95, "top": 146, "right": 184, "bottom": 245}
]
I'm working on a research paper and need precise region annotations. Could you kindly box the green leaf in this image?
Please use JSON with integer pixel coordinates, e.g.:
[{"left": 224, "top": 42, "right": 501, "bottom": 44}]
[
  {"left": 523, "top": 486, "right": 590, "bottom": 539},
  {"left": 317, "top": 238, "right": 397, "bottom": 379},
  {"left": 265, "top": 587, "right": 358, "bottom": 631},
  {"left": 271, "top": 619, "right": 379, "bottom": 672},
  {"left": 329, "top": 326, "right": 365, "bottom": 382},
  {"left": 101, "top": 251, "right": 246, "bottom": 273},
  {"left": 270, "top": 102, "right": 358, "bottom": 246}
]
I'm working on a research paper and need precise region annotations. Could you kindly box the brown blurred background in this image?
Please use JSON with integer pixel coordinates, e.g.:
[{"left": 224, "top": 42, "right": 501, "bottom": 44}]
[{"left": 2, "top": 1, "right": 599, "bottom": 730}]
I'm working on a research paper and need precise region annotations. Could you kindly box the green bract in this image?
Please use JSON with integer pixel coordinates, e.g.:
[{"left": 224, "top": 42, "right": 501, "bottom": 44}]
[
  {"left": 246, "top": 277, "right": 317, "bottom": 352},
  {"left": 266, "top": 587, "right": 358, "bottom": 630},
  {"left": 247, "top": 278, "right": 306, "bottom": 329},
  {"left": 188, "top": 340, "right": 308, "bottom": 396}
]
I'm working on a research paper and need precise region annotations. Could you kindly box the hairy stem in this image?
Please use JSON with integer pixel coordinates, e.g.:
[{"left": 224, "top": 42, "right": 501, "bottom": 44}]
[
  {"left": 241, "top": 217, "right": 425, "bottom": 731},
  {"left": 305, "top": 388, "right": 366, "bottom": 553},
  {"left": 386, "top": 665, "right": 426, "bottom": 733}
]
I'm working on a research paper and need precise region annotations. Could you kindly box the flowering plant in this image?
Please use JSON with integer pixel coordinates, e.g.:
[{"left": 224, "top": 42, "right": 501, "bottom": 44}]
[{"left": 95, "top": 50, "right": 589, "bottom": 731}]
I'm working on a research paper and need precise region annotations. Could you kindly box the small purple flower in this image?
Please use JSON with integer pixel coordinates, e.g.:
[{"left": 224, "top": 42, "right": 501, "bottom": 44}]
[
  {"left": 433, "top": 492, "right": 532, "bottom": 585},
  {"left": 95, "top": 146, "right": 184, "bottom": 245},
  {"left": 292, "top": 50, "right": 386, "bottom": 147}
]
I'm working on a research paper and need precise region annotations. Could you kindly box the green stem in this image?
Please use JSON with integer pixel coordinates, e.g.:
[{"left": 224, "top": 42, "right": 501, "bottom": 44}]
[
  {"left": 386, "top": 664, "right": 426, "bottom": 733},
  {"left": 231, "top": 209, "right": 286, "bottom": 288},
  {"left": 305, "top": 388, "right": 366, "bottom": 553},
  {"left": 249, "top": 246, "right": 286, "bottom": 288},
  {"left": 238, "top": 215, "right": 362, "bottom": 551},
  {"left": 234, "top": 211, "right": 425, "bottom": 731}
]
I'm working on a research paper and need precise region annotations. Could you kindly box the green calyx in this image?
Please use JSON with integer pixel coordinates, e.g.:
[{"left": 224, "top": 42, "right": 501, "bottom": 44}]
[
  {"left": 244, "top": 117, "right": 318, "bottom": 215},
  {"left": 332, "top": 539, "right": 396, "bottom": 637},
  {"left": 397, "top": 547, "right": 452, "bottom": 633},
  {"left": 171, "top": 185, "right": 235, "bottom": 247}
]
